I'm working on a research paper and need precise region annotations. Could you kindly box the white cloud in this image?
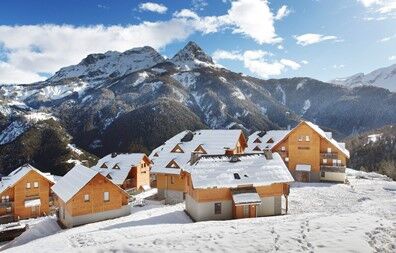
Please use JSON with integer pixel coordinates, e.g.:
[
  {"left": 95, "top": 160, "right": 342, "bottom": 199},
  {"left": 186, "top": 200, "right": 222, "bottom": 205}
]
[
  {"left": 301, "top": 60, "right": 309, "bottom": 65},
  {"left": 0, "top": 61, "right": 45, "bottom": 84},
  {"left": 213, "top": 49, "right": 301, "bottom": 78},
  {"left": 294, "top": 33, "right": 338, "bottom": 46},
  {"left": 192, "top": 0, "right": 208, "bottom": 11},
  {"left": 389, "top": 55, "right": 396, "bottom": 60},
  {"left": 226, "top": 0, "right": 282, "bottom": 44},
  {"left": 139, "top": 2, "right": 168, "bottom": 14},
  {"left": 0, "top": 0, "right": 283, "bottom": 84},
  {"left": 277, "top": 44, "right": 284, "bottom": 50},
  {"left": 358, "top": 0, "right": 396, "bottom": 13},
  {"left": 274, "top": 5, "right": 291, "bottom": 20},
  {"left": 332, "top": 64, "right": 345, "bottom": 69},
  {"left": 379, "top": 34, "right": 396, "bottom": 42}
]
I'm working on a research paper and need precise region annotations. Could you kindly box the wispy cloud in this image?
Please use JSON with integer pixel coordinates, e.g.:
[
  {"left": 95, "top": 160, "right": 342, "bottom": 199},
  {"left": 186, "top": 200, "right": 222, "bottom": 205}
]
[
  {"left": 0, "top": 0, "right": 285, "bottom": 84},
  {"left": 139, "top": 2, "right": 168, "bottom": 14},
  {"left": 358, "top": 0, "right": 396, "bottom": 14},
  {"left": 213, "top": 49, "right": 301, "bottom": 78},
  {"left": 389, "top": 55, "right": 396, "bottom": 60},
  {"left": 332, "top": 64, "right": 345, "bottom": 69},
  {"left": 294, "top": 33, "right": 338, "bottom": 46},
  {"left": 378, "top": 34, "right": 396, "bottom": 42},
  {"left": 192, "top": 0, "right": 208, "bottom": 11},
  {"left": 274, "top": 5, "right": 291, "bottom": 20}
]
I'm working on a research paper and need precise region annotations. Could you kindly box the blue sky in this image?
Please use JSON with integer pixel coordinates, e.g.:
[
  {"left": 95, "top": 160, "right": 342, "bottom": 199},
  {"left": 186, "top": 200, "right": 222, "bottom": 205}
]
[{"left": 0, "top": 0, "right": 395, "bottom": 84}]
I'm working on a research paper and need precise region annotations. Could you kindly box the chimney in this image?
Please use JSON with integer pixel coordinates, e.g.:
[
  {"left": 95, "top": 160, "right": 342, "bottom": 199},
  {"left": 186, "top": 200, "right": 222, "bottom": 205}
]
[
  {"left": 263, "top": 149, "right": 273, "bottom": 160},
  {"left": 111, "top": 152, "right": 117, "bottom": 158},
  {"left": 190, "top": 152, "right": 201, "bottom": 165}
]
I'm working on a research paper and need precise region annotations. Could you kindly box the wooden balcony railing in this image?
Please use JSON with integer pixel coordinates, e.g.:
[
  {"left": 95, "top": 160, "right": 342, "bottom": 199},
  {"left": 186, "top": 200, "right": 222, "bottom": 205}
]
[
  {"left": 0, "top": 201, "right": 13, "bottom": 208},
  {"left": 320, "top": 152, "right": 338, "bottom": 159},
  {"left": 320, "top": 165, "right": 346, "bottom": 173}
]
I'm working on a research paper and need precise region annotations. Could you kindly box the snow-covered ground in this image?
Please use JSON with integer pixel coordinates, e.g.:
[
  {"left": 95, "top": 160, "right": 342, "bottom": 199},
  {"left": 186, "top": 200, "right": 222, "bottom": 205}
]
[{"left": 3, "top": 169, "right": 396, "bottom": 253}]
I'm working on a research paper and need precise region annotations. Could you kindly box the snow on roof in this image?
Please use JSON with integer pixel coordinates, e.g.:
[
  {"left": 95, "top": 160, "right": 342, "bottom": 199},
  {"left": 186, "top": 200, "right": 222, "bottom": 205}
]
[
  {"left": 51, "top": 164, "right": 98, "bottom": 203},
  {"left": 296, "top": 164, "right": 311, "bottom": 172},
  {"left": 246, "top": 130, "right": 290, "bottom": 153},
  {"left": 231, "top": 189, "right": 261, "bottom": 206},
  {"left": 189, "top": 153, "right": 294, "bottom": 189},
  {"left": 0, "top": 164, "right": 54, "bottom": 194},
  {"left": 91, "top": 153, "right": 147, "bottom": 185},
  {"left": 150, "top": 129, "right": 244, "bottom": 174},
  {"left": 304, "top": 121, "right": 350, "bottom": 158},
  {"left": 24, "top": 198, "right": 41, "bottom": 208}
]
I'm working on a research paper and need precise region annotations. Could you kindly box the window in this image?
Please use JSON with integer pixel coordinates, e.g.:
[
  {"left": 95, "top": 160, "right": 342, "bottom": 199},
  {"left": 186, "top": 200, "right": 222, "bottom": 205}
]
[
  {"left": 233, "top": 173, "right": 241, "bottom": 180},
  {"left": 305, "top": 136, "right": 310, "bottom": 142},
  {"left": 338, "top": 159, "right": 342, "bottom": 165},
  {"left": 84, "top": 194, "right": 90, "bottom": 202},
  {"left": 214, "top": 203, "right": 222, "bottom": 214},
  {"left": 6, "top": 207, "right": 11, "bottom": 214},
  {"left": 333, "top": 159, "right": 337, "bottom": 166},
  {"left": 103, "top": 192, "right": 110, "bottom": 202},
  {"left": 253, "top": 138, "right": 261, "bottom": 144},
  {"left": 267, "top": 138, "right": 274, "bottom": 143},
  {"left": 243, "top": 205, "right": 249, "bottom": 217},
  {"left": 281, "top": 146, "right": 286, "bottom": 151},
  {"left": 321, "top": 171, "right": 326, "bottom": 177},
  {"left": 298, "top": 136, "right": 303, "bottom": 142},
  {"left": 100, "top": 163, "right": 108, "bottom": 168},
  {"left": 5, "top": 196, "right": 9, "bottom": 202},
  {"left": 323, "top": 159, "right": 327, "bottom": 164},
  {"left": 34, "top": 182, "right": 39, "bottom": 188},
  {"left": 327, "top": 147, "right": 332, "bottom": 153},
  {"left": 26, "top": 182, "right": 31, "bottom": 189},
  {"left": 285, "top": 157, "right": 289, "bottom": 162},
  {"left": 253, "top": 146, "right": 261, "bottom": 151},
  {"left": 170, "top": 176, "right": 175, "bottom": 184}
]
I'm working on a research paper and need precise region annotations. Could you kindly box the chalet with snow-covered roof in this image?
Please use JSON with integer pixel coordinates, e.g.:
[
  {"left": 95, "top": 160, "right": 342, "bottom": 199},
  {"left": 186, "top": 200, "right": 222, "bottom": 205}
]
[
  {"left": 249, "top": 121, "right": 350, "bottom": 182},
  {"left": 0, "top": 164, "right": 55, "bottom": 223},
  {"left": 150, "top": 129, "right": 247, "bottom": 204},
  {"left": 92, "top": 153, "right": 151, "bottom": 192},
  {"left": 52, "top": 164, "right": 130, "bottom": 228},
  {"left": 185, "top": 153, "right": 293, "bottom": 221}
]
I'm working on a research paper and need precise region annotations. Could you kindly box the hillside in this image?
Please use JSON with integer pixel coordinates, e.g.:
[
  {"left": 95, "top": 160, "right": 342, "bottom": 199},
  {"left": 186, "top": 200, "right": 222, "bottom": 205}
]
[
  {"left": 0, "top": 41, "right": 395, "bottom": 175},
  {"left": 2, "top": 169, "right": 395, "bottom": 252},
  {"left": 346, "top": 125, "right": 396, "bottom": 180}
]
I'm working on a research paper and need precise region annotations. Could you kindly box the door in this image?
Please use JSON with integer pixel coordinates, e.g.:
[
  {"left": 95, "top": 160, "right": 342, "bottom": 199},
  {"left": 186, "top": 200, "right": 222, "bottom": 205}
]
[
  {"left": 243, "top": 205, "right": 249, "bottom": 218},
  {"left": 31, "top": 205, "right": 37, "bottom": 217},
  {"left": 301, "top": 172, "right": 309, "bottom": 182}
]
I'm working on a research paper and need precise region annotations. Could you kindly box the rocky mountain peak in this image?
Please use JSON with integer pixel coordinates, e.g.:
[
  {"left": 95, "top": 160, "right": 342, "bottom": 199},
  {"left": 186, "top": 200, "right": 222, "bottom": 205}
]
[
  {"left": 48, "top": 46, "right": 165, "bottom": 82},
  {"left": 170, "top": 41, "right": 214, "bottom": 69}
]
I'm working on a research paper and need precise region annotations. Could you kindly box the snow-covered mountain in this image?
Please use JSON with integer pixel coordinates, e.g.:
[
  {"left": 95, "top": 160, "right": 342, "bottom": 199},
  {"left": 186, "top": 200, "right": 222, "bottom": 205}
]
[
  {"left": 0, "top": 41, "right": 395, "bottom": 175},
  {"left": 330, "top": 64, "right": 396, "bottom": 92}
]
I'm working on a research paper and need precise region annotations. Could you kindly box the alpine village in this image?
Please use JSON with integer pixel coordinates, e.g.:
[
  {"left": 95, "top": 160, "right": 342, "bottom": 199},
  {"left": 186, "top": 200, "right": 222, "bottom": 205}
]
[{"left": 0, "top": 119, "right": 350, "bottom": 232}]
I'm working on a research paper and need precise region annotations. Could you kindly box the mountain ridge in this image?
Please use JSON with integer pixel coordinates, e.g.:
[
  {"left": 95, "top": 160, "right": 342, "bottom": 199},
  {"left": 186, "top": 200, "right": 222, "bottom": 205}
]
[{"left": 0, "top": 41, "right": 395, "bottom": 175}]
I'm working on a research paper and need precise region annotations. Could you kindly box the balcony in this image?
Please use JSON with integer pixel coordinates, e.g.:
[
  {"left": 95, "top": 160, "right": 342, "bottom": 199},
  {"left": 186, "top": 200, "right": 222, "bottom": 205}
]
[
  {"left": 0, "top": 201, "right": 13, "bottom": 208},
  {"left": 320, "top": 152, "right": 338, "bottom": 159},
  {"left": 320, "top": 165, "right": 346, "bottom": 173}
]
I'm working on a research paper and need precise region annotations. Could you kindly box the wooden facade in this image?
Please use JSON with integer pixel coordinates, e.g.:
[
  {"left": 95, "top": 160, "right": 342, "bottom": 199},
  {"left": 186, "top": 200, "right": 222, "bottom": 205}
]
[
  {"left": 0, "top": 170, "right": 54, "bottom": 222},
  {"left": 271, "top": 121, "right": 348, "bottom": 182},
  {"left": 56, "top": 173, "right": 129, "bottom": 228},
  {"left": 119, "top": 155, "right": 151, "bottom": 191}
]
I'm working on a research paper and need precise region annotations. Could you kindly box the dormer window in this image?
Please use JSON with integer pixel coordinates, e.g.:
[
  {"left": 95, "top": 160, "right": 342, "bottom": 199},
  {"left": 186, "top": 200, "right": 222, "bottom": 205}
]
[
  {"left": 112, "top": 164, "right": 120, "bottom": 170},
  {"left": 253, "top": 138, "right": 262, "bottom": 143},
  {"left": 267, "top": 138, "right": 274, "bottom": 143},
  {"left": 194, "top": 145, "right": 207, "bottom": 154},
  {"left": 253, "top": 146, "right": 261, "bottom": 151},
  {"left": 100, "top": 163, "right": 108, "bottom": 169},
  {"left": 171, "top": 144, "right": 184, "bottom": 153},
  {"left": 233, "top": 173, "right": 241, "bottom": 180},
  {"left": 166, "top": 160, "right": 180, "bottom": 169},
  {"left": 153, "top": 152, "right": 159, "bottom": 157}
]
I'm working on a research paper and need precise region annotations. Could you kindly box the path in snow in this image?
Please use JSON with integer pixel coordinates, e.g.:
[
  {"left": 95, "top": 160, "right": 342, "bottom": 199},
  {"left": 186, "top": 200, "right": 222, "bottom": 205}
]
[{"left": 4, "top": 169, "right": 396, "bottom": 253}]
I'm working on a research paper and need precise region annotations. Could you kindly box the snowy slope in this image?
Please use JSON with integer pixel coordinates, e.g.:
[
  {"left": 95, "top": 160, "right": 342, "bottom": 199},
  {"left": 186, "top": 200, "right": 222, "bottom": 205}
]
[
  {"left": 49, "top": 46, "right": 164, "bottom": 82},
  {"left": 4, "top": 169, "right": 395, "bottom": 253},
  {"left": 330, "top": 64, "right": 396, "bottom": 92}
]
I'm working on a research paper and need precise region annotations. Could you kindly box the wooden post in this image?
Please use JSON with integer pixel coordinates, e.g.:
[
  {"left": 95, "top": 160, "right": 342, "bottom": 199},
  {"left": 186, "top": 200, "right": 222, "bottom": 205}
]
[{"left": 285, "top": 195, "right": 288, "bottom": 214}]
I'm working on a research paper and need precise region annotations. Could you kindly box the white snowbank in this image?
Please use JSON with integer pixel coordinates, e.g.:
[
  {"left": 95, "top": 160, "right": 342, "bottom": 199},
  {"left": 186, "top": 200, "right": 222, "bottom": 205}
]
[{"left": 5, "top": 169, "right": 396, "bottom": 253}]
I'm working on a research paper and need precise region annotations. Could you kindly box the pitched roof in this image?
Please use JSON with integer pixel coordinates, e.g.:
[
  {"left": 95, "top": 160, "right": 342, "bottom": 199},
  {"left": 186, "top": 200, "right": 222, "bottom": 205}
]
[
  {"left": 0, "top": 164, "right": 54, "bottom": 194},
  {"left": 188, "top": 153, "right": 294, "bottom": 189},
  {"left": 150, "top": 129, "right": 245, "bottom": 174},
  {"left": 91, "top": 153, "right": 147, "bottom": 185},
  {"left": 303, "top": 121, "right": 350, "bottom": 158},
  {"left": 51, "top": 164, "right": 98, "bottom": 203},
  {"left": 247, "top": 130, "right": 291, "bottom": 152}
]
